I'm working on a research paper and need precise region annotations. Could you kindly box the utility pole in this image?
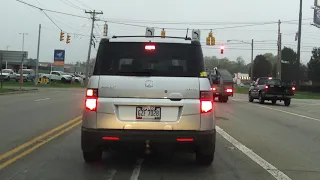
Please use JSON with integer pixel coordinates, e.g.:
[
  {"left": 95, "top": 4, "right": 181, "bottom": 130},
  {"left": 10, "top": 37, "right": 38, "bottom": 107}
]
[
  {"left": 5, "top": 45, "right": 10, "bottom": 50},
  {"left": 19, "top": 33, "right": 28, "bottom": 86},
  {"left": 35, "top": 24, "right": 41, "bottom": 86},
  {"left": 251, "top": 39, "right": 254, "bottom": 81},
  {"left": 296, "top": 0, "right": 303, "bottom": 89},
  {"left": 277, "top": 20, "right": 282, "bottom": 80},
  {"left": 84, "top": 10, "right": 103, "bottom": 86}
]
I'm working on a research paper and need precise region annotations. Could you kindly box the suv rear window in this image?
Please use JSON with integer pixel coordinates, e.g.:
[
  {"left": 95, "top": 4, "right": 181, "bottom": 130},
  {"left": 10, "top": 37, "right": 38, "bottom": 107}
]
[{"left": 93, "top": 42, "right": 205, "bottom": 77}]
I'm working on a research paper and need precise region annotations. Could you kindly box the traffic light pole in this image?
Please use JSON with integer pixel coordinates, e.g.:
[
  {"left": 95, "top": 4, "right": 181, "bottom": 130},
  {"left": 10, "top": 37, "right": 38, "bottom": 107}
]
[
  {"left": 35, "top": 24, "right": 41, "bottom": 86},
  {"left": 84, "top": 10, "right": 103, "bottom": 86}
]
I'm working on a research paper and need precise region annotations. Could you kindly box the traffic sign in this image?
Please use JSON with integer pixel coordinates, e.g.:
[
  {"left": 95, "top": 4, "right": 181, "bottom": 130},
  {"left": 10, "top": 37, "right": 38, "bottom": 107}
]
[
  {"left": 54, "top": 49, "right": 65, "bottom": 66},
  {"left": 192, "top": 29, "right": 201, "bottom": 41}
]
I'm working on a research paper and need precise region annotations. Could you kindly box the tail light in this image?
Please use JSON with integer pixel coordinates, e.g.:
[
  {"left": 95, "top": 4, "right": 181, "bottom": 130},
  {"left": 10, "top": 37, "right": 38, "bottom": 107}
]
[
  {"left": 200, "top": 91, "right": 213, "bottom": 113},
  {"left": 226, "top": 88, "right": 233, "bottom": 93},
  {"left": 211, "top": 87, "right": 216, "bottom": 91},
  {"left": 292, "top": 87, "right": 296, "bottom": 91},
  {"left": 264, "top": 85, "right": 268, "bottom": 92},
  {"left": 85, "top": 88, "right": 98, "bottom": 111}
]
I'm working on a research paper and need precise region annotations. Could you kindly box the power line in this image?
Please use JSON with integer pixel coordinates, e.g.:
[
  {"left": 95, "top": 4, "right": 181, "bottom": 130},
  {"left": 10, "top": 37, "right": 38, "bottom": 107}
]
[
  {"left": 73, "top": 0, "right": 93, "bottom": 10},
  {"left": 42, "top": 11, "right": 62, "bottom": 30},
  {"left": 16, "top": 0, "right": 89, "bottom": 19},
  {"left": 16, "top": 0, "right": 314, "bottom": 31},
  {"left": 59, "top": 0, "right": 84, "bottom": 10}
]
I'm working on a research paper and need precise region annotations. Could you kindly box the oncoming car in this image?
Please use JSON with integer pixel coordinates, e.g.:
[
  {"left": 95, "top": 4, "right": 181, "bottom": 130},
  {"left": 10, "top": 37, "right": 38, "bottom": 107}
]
[{"left": 81, "top": 35, "right": 216, "bottom": 166}]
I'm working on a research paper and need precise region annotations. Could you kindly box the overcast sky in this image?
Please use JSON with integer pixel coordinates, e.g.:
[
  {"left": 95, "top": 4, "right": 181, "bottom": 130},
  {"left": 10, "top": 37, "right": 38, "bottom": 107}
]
[{"left": 1, "top": 0, "right": 319, "bottom": 65}]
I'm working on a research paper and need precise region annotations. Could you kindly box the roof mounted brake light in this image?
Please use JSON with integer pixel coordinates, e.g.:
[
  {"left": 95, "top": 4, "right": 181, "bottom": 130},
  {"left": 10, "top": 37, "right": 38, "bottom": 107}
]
[{"left": 145, "top": 45, "right": 155, "bottom": 50}]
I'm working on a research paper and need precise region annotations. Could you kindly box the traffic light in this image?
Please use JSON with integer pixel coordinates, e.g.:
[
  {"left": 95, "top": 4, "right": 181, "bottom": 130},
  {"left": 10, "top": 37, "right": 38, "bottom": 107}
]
[
  {"left": 60, "top": 31, "right": 65, "bottom": 41},
  {"left": 206, "top": 37, "right": 211, "bottom": 45},
  {"left": 220, "top": 45, "right": 224, "bottom": 54},
  {"left": 206, "top": 31, "right": 215, "bottom": 46},
  {"left": 66, "top": 34, "right": 71, "bottom": 44},
  {"left": 210, "top": 37, "right": 215, "bottom": 45},
  {"left": 161, "top": 28, "right": 166, "bottom": 38}
]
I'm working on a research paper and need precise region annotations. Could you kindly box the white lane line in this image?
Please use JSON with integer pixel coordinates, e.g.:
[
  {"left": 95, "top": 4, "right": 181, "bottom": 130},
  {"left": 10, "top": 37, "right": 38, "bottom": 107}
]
[
  {"left": 34, "top": 98, "right": 50, "bottom": 102},
  {"left": 130, "top": 158, "right": 144, "bottom": 180},
  {"left": 257, "top": 105, "right": 320, "bottom": 122},
  {"left": 216, "top": 126, "right": 292, "bottom": 180},
  {"left": 231, "top": 99, "right": 320, "bottom": 122},
  {"left": 106, "top": 169, "right": 116, "bottom": 180}
]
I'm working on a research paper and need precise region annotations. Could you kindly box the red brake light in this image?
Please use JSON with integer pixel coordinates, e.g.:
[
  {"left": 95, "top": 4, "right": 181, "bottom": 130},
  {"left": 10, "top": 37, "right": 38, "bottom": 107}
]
[
  {"left": 200, "top": 91, "right": 213, "bottom": 113},
  {"left": 211, "top": 87, "right": 216, "bottom": 91},
  {"left": 292, "top": 87, "right": 296, "bottom": 91},
  {"left": 226, "top": 88, "right": 233, "bottom": 92},
  {"left": 265, "top": 85, "right": 268, "bottom": 89},
  {"left": 145, "top": 45, "right": 155, "bottom": 50},
  {"left": 85, "top": 88, "right": 98, "bottom": 111}
]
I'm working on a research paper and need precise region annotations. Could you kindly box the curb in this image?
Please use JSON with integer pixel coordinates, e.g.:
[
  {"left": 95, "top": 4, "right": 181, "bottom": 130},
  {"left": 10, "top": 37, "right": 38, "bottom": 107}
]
[{"left": 0, "top": 89, "right": 38, "bottom": 96}]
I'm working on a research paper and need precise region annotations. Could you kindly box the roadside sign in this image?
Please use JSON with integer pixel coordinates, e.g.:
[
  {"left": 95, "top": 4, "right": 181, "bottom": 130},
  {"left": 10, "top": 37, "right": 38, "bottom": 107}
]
[
  {"left": 192, "top": 29, "right": 201, "bottom": 41},
  {"left": 54, "top": 49, "right": 65, "bottom": 66}
]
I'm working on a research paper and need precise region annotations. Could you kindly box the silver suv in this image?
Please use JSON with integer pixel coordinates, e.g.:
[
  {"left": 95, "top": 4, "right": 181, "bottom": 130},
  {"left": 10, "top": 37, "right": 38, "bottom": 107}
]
[{"left": 81, "top": 36, "right": 216, "bottom": 166}]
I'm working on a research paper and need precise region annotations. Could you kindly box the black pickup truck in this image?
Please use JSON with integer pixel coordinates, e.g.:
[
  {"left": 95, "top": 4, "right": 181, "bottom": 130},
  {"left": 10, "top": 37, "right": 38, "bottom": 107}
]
[{"left": 248, "top": 77, "right": 295, "bottom": 106}]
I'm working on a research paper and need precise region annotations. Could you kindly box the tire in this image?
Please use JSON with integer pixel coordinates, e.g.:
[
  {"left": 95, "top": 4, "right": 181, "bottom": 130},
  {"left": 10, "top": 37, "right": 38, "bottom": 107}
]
[
  {"left": 61, "top": 78, "right": 66, "bottom": 83},
  {"left": 218, "top": 96, "right": 223, "bottom": 102},
  {"left": 83, "top": 150, "right": 102, "bottom": 163},
  {"left": 284, "top": 99, "right": 291, "bottom": 106},
  {"left": 272, "top": 100, "right": 277, "bottom": 104},
  {"left": 248, "top": 92, "right": 254, "bottom": 102},
  {"left": 259, "top": 93, "right": 264, "bottom": 104},
  {"left": 223, "top": 96, "right": 228, "bottom": 103}
]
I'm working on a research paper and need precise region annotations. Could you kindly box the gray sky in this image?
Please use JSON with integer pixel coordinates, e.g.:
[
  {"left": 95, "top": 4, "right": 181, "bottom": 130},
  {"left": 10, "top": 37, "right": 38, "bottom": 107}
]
[{"left": 0, "top": 0, "right": 319, "bottom": 65}]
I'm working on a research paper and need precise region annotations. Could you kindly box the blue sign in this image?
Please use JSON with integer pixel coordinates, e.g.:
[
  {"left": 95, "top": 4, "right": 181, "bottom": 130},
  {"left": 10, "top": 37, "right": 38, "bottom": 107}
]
[{"left": 54, "top": 49, "right": 65, "bottom": 61}]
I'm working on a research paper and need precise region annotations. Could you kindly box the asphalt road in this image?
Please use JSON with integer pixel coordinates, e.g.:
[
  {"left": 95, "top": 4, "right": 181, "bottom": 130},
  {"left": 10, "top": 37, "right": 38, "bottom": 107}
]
[{"left": 0, "top": 91, "right": 319, "bottom": 180}]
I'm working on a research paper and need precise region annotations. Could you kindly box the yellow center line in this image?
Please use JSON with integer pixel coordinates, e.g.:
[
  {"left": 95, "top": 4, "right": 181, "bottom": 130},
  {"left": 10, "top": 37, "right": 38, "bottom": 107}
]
[
  {"left": 0, "top": 120, "right": 82, "bottom": 170},
  {"left": 0, "top": 116, "right": 82, "bottom": 162}
]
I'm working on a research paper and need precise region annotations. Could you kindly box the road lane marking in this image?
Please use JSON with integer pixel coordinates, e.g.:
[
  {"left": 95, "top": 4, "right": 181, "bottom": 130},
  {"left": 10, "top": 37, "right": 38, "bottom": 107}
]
[
  {"left": 0, "top": 116, "right": 82, "bottom": 162},
  {"left": 231, "top": 99, "right": 320, "bottom": 122},
  {"left": 0, "top": 120, "right": 82, "bottom": 170},
  {"left": 216, "top": 126, "right": 292, "bottom": 180},
  {"left": 34, "top": 98, "right": 50, "bottom": 101},
  {"left": 130, "top": 158, "right": 144, "bottom": 180},
  {"left": 257, "top": 105, "right": 320, "bottom": 122}
]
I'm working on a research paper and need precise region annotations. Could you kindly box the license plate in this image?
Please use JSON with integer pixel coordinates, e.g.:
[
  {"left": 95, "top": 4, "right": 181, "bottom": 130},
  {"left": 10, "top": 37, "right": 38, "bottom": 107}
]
[
  {"left": 270, "top": 85, "right": 274, "bottom": 87},
  {"left": 136, "top": 106, "right": 161, "bottom": 120}
]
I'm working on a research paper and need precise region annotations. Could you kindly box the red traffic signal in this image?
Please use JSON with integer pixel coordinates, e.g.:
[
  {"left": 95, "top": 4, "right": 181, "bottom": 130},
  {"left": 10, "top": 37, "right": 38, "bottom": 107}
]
[{"left": 220, "top": 45, "right": 224, "bottom": 54}]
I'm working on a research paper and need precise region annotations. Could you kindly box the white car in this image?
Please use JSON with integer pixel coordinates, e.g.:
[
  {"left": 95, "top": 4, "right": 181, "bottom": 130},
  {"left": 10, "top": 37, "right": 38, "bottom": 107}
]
[{"left": 0, "top": 69, "right": 16, "bottom": 81}]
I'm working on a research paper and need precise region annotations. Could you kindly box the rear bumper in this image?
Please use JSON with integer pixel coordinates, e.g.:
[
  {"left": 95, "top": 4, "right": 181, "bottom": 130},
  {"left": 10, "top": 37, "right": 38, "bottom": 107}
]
[
  {"left": 263, "top": 93, "right": 293, "bottom": 100},
  {"left": 81, "top": 127, "right": 216, "bottom": 152},
  {"left": 213, "top": 92, "right": 233, "bottom": 97}
]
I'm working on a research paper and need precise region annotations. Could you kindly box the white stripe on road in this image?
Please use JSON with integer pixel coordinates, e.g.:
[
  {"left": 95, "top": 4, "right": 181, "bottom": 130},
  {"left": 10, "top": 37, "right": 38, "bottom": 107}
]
[
  {"left": 130, "top": 158, "right": 144, "bottom": 180},
  {"left": 231, "top": 99, "right": 320, "bottom": 122},
  {"left": 216, "top": 126, "right": 292, "bottom": 180},
  {"left": 34, "top": 98, "right": 50, "bottom": 102},
  {"left": 257, "top": 105, "right": 320, "bottom": 122}
]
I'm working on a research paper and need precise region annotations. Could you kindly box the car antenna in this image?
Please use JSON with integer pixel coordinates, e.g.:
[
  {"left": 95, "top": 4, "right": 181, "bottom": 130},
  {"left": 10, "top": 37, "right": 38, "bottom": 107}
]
[{"left": 185, "top": 28, "right": 189, "bottom": 40}]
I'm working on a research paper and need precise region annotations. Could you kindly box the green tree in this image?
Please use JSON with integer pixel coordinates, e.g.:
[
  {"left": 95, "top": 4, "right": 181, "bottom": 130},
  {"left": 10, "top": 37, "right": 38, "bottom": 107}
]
[
  {"left": 249, "top": 54, "right": 272, "bottom": 80},
  {"left": 307, "top": 48, "right": 320, "bottom": 84},
  {"left": 281, "top": 47, "right": 297, "bottom": 82}
]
